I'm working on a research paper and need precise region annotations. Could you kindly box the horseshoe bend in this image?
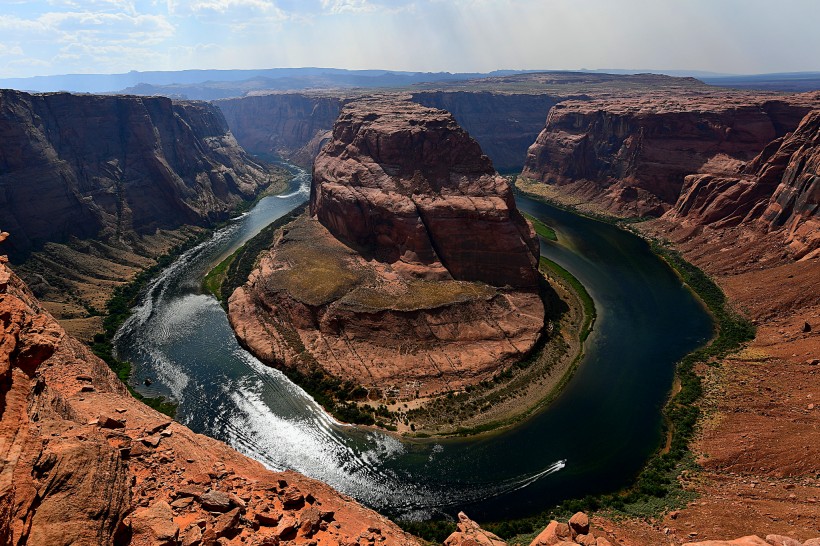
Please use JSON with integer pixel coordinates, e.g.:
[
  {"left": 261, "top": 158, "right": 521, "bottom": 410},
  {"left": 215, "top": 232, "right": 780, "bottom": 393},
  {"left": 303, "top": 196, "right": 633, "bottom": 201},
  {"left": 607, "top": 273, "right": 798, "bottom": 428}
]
[{"left": 225, "top": 99, "right": 581, "bottom": 435}]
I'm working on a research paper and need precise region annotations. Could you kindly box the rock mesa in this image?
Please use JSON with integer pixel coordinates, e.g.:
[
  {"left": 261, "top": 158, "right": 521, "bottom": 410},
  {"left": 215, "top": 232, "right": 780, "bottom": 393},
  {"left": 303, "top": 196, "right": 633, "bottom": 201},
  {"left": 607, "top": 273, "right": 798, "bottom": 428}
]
[{"left": 229, "top": 99, "right": 544, "bottom": 398}]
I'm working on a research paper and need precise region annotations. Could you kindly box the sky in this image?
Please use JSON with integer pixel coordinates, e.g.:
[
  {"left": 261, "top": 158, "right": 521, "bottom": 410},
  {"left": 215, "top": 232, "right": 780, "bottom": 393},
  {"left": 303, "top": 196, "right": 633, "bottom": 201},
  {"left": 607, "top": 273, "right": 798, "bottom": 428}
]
[{"left": 1, "top": 0, "right": 819, "bottom": 79}]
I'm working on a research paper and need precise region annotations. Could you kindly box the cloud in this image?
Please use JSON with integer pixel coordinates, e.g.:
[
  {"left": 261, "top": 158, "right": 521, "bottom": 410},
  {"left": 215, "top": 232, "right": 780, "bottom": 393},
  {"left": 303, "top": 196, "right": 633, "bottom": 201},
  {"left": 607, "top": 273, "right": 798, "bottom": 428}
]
[
  {"left": 46, "top": 0, "right": 139, "bottom": 15},
  {"left": 0, "top": 5, "right": 176, "bottom": 77},
  {"left": 319, "top": 0, "right": 375, "bottom": 14},
  {"left": 41, "top": 11, "right": 176, "bottom": 46},
  {"left": 169, "top": 0, "right": 287, "bottom": 17},
  {"left": 0, "top": 44, "right": 25, "bottom": 57},
  {"left": 1, "top": 0, "right": 819, "bottom": 79}
]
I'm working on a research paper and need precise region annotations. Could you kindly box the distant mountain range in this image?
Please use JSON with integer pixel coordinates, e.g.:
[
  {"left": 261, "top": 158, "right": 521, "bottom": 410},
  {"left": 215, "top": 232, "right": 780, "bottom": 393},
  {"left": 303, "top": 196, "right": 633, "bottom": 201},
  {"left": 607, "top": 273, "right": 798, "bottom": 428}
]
[
  {"left": 0, "top": 67, "right": 540, "bottom": 95},
  {"left": 1, "top": 67, "right": 818, "bottom": 99}
]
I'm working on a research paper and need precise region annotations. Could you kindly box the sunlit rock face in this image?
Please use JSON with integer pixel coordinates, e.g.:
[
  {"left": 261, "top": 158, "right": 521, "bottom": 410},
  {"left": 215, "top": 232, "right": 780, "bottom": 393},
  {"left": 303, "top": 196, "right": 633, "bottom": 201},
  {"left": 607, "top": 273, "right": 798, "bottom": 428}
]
[
  {"left": 229, "top": 98, "right": 546, "bottom": 398},
  {"left": 311, "top": 98, "right": 541, "bottom": 288},
  {"left": 522, "top": 92, "right": 816, "bottom": 216},
  {"left": 666, "top": 108, "right": 820, "bottom": 259}
]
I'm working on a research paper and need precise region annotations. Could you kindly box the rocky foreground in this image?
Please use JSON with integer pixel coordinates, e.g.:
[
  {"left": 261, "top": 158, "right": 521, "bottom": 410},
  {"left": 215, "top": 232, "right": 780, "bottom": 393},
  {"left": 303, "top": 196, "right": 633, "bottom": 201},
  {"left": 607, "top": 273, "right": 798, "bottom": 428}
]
[
  {"left": 228, "top": 98, "right": 545, "bottom": 410},
  {"left": 0, "top": 234, "right": 418, "bottom": 545},
  {"left": 446, "top": 511, "right": 820, "bottom": 546}
]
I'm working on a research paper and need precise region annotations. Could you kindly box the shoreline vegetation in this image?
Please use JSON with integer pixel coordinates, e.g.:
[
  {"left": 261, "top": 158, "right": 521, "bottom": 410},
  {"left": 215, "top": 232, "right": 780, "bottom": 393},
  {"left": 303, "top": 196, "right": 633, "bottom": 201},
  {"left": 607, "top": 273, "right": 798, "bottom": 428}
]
[
  {"left": 91, "top": 171, "right": 290, "bottom": 417},
  {"left": 444, "top": 180, "right": 756, "bottom": 545},
  {"left": 206, "top": 210, "right": 596, "bottom": 439}
]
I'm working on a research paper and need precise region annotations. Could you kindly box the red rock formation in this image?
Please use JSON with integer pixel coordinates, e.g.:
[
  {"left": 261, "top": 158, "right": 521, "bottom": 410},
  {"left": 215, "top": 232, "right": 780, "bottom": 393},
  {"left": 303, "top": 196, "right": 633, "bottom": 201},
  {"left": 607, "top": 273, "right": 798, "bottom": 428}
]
[
  {"left": 444, "top": 512, "right": 505, "bottom": 546},
  {"left": 521, "top": 93, "right": 817, "bottom": 216},
  {"left": 217, "top": 93, "right": 345, "bottom": 167},
  {"left": 0, "top": 248, "right": 419, "bottom": 545},
  {"left": 667, "top": 109, "right": 820, "bottom": 259},
  {"left": 229, "top": 99, "right": 545, "bottom": 401},
  {"left": 0, "top": 90, "right": 271, "bottom": 257},
  {"left": 311, "top": 99, "right": 540, "bottom": 288}
]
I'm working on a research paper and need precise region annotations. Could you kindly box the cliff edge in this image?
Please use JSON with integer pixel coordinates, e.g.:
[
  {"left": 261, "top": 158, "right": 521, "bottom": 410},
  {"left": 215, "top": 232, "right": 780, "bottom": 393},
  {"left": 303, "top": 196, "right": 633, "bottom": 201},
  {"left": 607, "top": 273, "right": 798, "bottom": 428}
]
[
  {"left": 0, "top": 233, "right": 418, "bottom": 545},
  {"left": 0, "top": 90, "right": 272, "bottom": 258},
  {"left": 666, "top": 108, "right": 820, "bottom": 261},
  {"left": 520, "top": 92, "right": 817, "bottom": 217}
]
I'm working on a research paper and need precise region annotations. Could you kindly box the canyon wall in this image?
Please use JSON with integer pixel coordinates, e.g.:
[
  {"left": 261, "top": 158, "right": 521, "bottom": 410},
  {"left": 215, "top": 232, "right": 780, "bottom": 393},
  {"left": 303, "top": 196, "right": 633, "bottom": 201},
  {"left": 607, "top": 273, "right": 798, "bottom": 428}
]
[
  {"left": 217, "top": 90, "right": 562, "bottom": 173},
  {"left": 664, "top": 108, "right": 820, "bottom": 260},
  {"left": 0, "top": 90, "right": 272, "bottom": 258},
  {"left": 409, "top": 91, "right": 565, "bottom": 172},
  {"left": 217, "top": 93, "right": 345, "bottom": 167},
  {"left": 229, "top": 99, "right": 545, "bottom": 401},
  {"left": 521, "top": 93, "right": 817, "bottom": 216}
]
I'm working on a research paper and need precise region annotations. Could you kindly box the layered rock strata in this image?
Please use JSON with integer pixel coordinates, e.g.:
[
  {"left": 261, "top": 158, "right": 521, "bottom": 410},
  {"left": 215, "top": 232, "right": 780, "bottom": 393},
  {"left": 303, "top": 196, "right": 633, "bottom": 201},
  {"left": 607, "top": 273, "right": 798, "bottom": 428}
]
[
  {"left": 666, "top": 109, "right": 820, "bottom": 259},
  {"left": 521, "top": 93, "right": 818, "bottom": 216},
  {"left": 0, "top": 90, "right": 272, "bottom": 257},
  {"left": 311, "top": 99, "right": 540, "bottom": 288},
  {"left": 217, "top": 90, "right": 562, "bottom": 172},
  {"left": 229, "top": 99, "right": 544, "bottom": 397},
  {"left": 0, "top": 246, "right": 418, "bottom": 545}
]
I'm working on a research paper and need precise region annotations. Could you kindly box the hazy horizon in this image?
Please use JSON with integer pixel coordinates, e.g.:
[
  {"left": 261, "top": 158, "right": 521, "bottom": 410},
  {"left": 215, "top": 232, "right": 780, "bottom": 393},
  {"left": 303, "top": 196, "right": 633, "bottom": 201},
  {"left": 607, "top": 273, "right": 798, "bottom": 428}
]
[{"left": 2, "top": 0, "right": 819, "bottom": 80}]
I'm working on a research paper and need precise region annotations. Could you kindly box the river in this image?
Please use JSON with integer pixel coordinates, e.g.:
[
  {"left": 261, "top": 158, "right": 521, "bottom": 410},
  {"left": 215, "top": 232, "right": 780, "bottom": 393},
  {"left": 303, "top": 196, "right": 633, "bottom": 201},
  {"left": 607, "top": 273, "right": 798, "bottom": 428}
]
[{"left": 115, "top": 169, "right": 713, "bottom": 521}]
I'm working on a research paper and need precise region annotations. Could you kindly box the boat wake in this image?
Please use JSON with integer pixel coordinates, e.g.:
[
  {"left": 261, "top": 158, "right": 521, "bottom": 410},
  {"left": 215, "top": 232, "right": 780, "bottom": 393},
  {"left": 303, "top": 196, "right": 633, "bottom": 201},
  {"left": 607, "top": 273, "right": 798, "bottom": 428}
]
[{"left": 275, "top": 170, "right": 311, "bottom": 199}]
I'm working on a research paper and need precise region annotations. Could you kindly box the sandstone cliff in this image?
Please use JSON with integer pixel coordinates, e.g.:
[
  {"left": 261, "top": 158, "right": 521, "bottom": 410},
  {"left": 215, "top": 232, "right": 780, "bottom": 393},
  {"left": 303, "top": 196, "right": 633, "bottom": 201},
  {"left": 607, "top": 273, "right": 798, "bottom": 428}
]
[
  {"left": 217, "top": 93, "right": 345, "bottom": 167},
  {"left": 521, "top": 93, "right": 818, "bottom": 216},
  {"left": 0, "top": 90, "right": 272, "bottom": 258},
  {"left": 311, "top": 99, "right": 540, "bottom": 288},
  {"left": 668, "top": 109, "right": 820, "bottom": 259},
  {"left": 229, "top": 99, "right": 544, "bottom": 404},
  {"left": 214, "top": 73, "right": 711, "bottom": 177},
  {"left": 0, "top": 242, "right": 418, "bottom": 545}
]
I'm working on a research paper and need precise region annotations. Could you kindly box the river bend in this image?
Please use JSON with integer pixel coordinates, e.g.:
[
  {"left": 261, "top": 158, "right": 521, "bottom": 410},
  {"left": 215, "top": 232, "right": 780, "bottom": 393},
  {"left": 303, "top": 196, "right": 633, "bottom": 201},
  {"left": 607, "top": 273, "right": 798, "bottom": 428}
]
[{"left": 115, "top": 170, "right": 713, "bottom": 520}]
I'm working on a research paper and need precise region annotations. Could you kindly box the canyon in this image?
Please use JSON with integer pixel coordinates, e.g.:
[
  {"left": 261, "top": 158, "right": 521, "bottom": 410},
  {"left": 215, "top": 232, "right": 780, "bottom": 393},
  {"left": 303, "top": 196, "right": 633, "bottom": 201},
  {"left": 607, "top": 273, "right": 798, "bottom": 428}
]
[
  {"left": 605, "top": 107, "right": 820, "bottom": 545},
  {"left": 216, "top": 72, "right": 709, "bottom": 174},
  {"left": 0, "top": 70, "right": 818, "bottom": 545},
  {"left": 512, "top": 83, "right": 819, "bottom": 543},
  {"left": 218, "top": 90, "right": 563, "bottom": 173},
  {"left": 227, "top": 99, "right": 549, "bottom": 432},
  {"left": 0, "top": 89, "right": 282, "bottom": 339}
]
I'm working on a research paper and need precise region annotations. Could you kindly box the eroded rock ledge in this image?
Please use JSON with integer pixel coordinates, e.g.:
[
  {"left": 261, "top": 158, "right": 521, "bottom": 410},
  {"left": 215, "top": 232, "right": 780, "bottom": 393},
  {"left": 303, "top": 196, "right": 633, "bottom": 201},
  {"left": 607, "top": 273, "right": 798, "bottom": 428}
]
[
  {"left": 229, "top": 99, "right": 545, "bottom": 403},
  {"left": 521, "top": 91, "right": 819, "bottom": 217},
  {"left": 664, "top": 108, "right": 820, "bottom": 261},
  {"left": 0, "top": 248, "right": 418, "bottom": 545}
]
